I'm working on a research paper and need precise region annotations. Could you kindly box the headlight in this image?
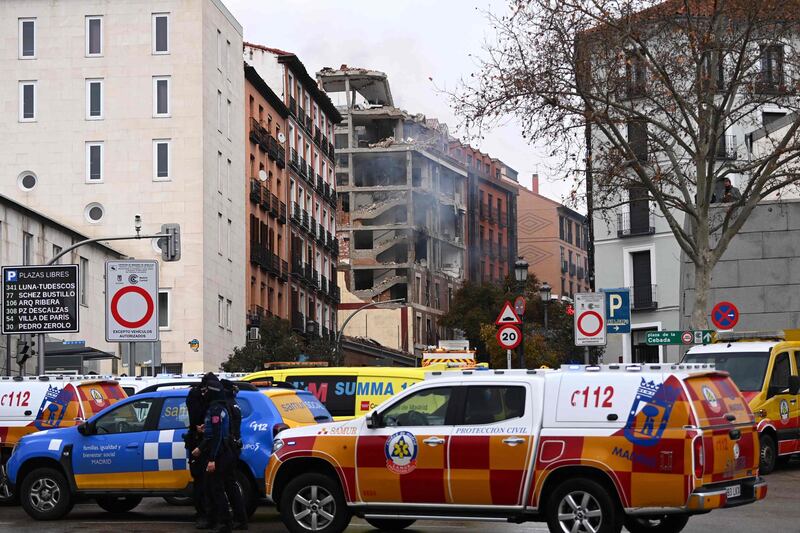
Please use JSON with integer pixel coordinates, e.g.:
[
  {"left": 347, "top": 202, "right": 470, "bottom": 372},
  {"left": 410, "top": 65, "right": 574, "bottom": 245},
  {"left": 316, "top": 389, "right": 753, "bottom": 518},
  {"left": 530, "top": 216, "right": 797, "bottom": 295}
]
[{"left": 273, "top": 438, "right": 285, "bottom": 452}]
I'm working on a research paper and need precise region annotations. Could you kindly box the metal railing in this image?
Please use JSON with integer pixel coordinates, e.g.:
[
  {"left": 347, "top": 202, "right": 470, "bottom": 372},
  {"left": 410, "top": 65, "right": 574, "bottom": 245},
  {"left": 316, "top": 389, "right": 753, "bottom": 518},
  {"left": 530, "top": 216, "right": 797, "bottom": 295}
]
[
  {"left": 617, "top": 210, "right": 656, "bottom": 237},
  {"left": 630, "top": 284, "right": 658, "bottom": 310},
  {"left": 249, "top": 178, "right": 261, "bottom": 203},
  {"left": 715, "top": 134, "right": 738, "bottom": 160}
]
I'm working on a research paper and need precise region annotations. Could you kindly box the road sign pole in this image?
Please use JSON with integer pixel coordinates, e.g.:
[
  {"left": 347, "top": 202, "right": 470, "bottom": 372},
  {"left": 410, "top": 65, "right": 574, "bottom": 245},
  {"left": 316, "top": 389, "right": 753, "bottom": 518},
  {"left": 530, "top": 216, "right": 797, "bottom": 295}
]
[
  {"left": 506, "top": 349, "right": 512, "bottom": 370},
  {"left": 37, "top": 333, "right": 45, "bottom": 375},
  {"left": 517, "top": 328, "right": 525, "bottom": 369},
  {"left": 5, "top": 336, "right": 10, "bottom": 377},
  {"left": 584, "top": 346, "right": 590, "bottom": 365},
  {"left": 131, "top": 342, "right": 136, "bottom": 377}
]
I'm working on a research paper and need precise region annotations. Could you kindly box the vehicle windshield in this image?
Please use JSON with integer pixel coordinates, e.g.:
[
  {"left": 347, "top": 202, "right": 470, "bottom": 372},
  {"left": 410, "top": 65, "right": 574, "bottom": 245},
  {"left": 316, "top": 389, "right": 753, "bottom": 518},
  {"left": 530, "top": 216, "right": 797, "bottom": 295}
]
[{"left": 682, "top": 351, "right": 770, "bottom": 392}]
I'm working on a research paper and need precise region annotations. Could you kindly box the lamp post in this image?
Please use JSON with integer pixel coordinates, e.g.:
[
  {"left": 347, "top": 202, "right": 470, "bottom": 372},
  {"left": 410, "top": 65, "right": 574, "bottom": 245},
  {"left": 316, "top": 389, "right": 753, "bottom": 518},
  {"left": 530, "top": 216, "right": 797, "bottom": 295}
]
[
  {"left": 334, "top": 298, "right": 405, "bottom": 365},
  {"left": 539, "top": 281, "right": 552, "bottom": 335},
  {"left": 514, "top": 257, "right": 529, "bottom": 369}
]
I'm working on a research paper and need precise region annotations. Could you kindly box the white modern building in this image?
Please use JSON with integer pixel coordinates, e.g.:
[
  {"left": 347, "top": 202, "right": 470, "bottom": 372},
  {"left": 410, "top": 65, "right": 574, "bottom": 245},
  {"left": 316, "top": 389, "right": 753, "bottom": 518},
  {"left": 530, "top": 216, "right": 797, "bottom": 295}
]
[{"left": 0, "top": 0, "right": 246, "bottom": 373}]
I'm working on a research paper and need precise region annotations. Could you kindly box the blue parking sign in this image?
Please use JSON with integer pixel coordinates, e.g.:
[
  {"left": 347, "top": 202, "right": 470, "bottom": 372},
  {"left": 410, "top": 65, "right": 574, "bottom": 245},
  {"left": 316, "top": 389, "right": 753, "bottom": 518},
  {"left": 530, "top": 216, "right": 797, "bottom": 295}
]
[
  {"left": 603, "top": 289, "right": 631, "bottom": 334},
  {"left": 5, "top": 270, "right": 17, "bottom": 282}
]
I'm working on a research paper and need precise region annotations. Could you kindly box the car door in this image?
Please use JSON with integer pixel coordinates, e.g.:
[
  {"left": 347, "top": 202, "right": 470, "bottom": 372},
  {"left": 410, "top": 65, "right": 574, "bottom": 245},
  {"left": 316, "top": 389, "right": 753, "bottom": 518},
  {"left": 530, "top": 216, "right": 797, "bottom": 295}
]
[
  {"left": 142, "top": 396, "right": 192, "bottom": 490},
  {"left": 447, "top": 384, "right": 533, "bottom": 506},
  {"left": 72, "top": 397, "right": 158, "bottom": 490},
  {"left": 356, "top": 385, "right": 455, "bottom": 504},
  {"left": 763, "top": 351, "right": 796, "bottom": 454}
]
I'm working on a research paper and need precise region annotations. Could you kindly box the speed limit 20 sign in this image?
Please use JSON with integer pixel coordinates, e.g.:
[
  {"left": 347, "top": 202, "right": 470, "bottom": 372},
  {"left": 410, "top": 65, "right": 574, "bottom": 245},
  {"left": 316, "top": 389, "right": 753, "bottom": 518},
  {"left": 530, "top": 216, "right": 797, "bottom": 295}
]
[
  {"left": 497, "top": 324, "right": 522, "bottom": 350},
  {"left": 105, "top": 260, "right": 159, "bottom": 342}
]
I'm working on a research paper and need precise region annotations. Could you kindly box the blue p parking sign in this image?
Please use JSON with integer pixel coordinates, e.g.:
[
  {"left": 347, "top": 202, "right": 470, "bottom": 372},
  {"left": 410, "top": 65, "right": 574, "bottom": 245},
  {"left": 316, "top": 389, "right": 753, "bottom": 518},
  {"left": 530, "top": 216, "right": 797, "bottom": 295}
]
[
  {"left": 5, "top": 270, "right": 17, "bottom": 282},
  {"left": 603, "top": 289, "right": 631, "bottom": 334}
]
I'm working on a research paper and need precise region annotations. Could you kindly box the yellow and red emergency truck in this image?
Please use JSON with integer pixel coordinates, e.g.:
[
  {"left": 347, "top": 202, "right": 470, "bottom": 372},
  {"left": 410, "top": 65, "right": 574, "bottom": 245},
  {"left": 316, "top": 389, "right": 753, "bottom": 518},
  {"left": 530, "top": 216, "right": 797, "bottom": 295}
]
[
  {"left": 244, "top": 362, "right": 482, "bottom": 421},
  {"left": 683, "top": 330, "right": 800, "bottom": 474},
  {"left": 265, "top": 365, "right": 765, "bottom": 533},
  {"left": 0, "top": 375, "right": 125, "bottom": 502}
]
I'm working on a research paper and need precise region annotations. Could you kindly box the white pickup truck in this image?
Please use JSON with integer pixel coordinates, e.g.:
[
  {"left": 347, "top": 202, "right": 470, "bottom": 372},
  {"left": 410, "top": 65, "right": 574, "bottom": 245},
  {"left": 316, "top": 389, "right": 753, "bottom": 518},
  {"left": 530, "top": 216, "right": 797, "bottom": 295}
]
[{"left": 265, "top": 365, "right": 766, "bottom": 533}]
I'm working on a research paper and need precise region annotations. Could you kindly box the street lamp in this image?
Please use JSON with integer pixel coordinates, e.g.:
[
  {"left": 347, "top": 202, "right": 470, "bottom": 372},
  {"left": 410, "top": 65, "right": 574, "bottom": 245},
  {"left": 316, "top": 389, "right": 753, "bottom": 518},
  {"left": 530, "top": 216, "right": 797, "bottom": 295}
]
[
  {"left": 514, "top": 257, "right": 529, "bottom": 368},
  {"left": 539, "top": 281, "right": 551, "bottom": 332}
]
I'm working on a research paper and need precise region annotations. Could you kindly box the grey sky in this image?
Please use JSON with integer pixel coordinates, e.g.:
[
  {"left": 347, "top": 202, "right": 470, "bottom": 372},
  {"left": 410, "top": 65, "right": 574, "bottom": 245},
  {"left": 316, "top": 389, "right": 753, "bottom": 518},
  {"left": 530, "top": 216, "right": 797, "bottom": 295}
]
[{"left": 225, "top": 0, "right": 572, "bottom": 203}]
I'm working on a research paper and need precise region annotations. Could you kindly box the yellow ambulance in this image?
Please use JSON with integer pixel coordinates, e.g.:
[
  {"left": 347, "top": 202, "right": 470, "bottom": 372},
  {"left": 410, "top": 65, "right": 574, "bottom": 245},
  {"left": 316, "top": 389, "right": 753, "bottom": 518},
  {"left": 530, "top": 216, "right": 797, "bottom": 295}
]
[
  {"left": 683, "top": 329, "right": 800, "bottom": 474},
  {"left": 243, "top": 362, "right": 482, "bottom": 420}
]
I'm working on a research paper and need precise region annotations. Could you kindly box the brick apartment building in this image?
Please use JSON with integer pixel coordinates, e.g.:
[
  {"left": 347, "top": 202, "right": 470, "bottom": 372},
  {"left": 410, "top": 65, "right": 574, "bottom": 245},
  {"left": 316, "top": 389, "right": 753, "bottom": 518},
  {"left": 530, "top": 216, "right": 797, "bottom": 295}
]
[
  {"left": 244, "top": 44, "right": 342, "bottom": 339},
  {"left": 449, "top": 142, "right": 518, "bottom": 283},
  {"left": 517, "top": 176, "right": 590, "bottom": 299}
]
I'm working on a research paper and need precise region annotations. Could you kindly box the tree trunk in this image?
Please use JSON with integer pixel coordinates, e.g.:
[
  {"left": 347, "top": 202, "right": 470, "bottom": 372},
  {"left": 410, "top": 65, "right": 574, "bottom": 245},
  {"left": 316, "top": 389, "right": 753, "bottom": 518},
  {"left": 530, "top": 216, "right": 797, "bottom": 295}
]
[{"left": 691, "top": 261, "right": 712, "bottom": 329}]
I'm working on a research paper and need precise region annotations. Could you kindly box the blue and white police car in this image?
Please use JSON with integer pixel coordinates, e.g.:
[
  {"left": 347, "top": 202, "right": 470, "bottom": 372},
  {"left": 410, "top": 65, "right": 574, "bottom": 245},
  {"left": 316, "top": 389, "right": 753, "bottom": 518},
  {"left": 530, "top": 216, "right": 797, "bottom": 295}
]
[{"left": 7, "top": 384, "right": 332, "bottom": 520}]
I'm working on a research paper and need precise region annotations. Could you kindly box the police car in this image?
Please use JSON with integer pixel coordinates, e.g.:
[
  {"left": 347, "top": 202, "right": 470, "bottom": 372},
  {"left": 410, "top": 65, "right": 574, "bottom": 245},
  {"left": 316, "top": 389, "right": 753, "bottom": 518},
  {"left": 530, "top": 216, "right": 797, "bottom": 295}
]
[
  {"left": 7, "top": 384, "right": 332, "bottom": 520},
  {"left": 0, "top": 375, "right": 125, "bottom": 504},
  {"left": 266, "top": 365, "right": 766, "bottom": 533}
]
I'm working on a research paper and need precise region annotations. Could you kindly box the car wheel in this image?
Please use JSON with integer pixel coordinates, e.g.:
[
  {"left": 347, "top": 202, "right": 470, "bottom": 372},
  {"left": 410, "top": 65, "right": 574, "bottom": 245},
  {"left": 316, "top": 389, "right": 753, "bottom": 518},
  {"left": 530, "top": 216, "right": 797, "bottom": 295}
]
[
  {"left": 20, "top": 467, "right": 72, "bottom": 520},
  {"left": 546, "top": 478, "right": 621, "bottom": 533},
  {"left": 163, "top": 495, "right": 193, "bottom": 506},
  {"left": 96, "top": 495, "right": 142, "bottom": 513},
  {"left": 279, "top": 472, "right": 351, "bottom": 533},
  {"left": 365, "top": 518, "right": 417, "bottom": 531},
  {"left": 624, "top": 514, "right": 690, "bottom": 533},
  {"left": 0, "top": 464, "right": 18, "bottom": 506},
  {"left": 759, "top": 433, "right": 777, "bottom": 475},
  {"left": 234, "top": 469, "right": 258, "bottom": 518}
]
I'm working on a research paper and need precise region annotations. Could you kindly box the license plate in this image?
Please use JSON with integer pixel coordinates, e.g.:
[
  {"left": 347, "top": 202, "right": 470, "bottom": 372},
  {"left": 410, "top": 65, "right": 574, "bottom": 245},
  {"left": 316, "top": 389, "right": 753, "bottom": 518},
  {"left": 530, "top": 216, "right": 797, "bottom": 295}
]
[{"left": 726, "top": 485, "right": 741, "bottom": 498}]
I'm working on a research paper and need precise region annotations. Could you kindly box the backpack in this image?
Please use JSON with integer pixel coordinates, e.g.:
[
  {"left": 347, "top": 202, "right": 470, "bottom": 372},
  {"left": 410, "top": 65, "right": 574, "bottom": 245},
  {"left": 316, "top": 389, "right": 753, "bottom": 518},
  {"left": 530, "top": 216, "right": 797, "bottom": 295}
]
[{"left": 221, "top": 379, "right": 242, "bottom": 451}]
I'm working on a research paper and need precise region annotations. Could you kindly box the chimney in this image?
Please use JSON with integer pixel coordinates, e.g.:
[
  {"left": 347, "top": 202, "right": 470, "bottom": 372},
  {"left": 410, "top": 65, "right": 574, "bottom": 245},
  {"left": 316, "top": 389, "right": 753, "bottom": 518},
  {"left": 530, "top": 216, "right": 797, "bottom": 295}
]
[{"left": 531, "top": 174, "right": 539, "bottom": 194}]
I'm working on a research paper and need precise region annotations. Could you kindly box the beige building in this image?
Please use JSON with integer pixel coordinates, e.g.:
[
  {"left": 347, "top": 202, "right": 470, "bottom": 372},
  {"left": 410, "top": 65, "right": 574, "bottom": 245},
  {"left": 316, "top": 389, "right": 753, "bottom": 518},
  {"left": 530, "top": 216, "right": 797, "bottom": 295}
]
[{"left": 0, "top": 0, "right": 246, "bottom": 373}]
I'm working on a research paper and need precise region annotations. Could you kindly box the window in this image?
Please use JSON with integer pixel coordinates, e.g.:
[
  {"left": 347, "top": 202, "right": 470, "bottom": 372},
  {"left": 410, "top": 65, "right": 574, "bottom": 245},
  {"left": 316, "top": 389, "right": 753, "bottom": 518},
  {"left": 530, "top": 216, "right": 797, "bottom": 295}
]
[
  {"left": 158, "top": 397, "right": 188, "bottom": 430},
  {"left": 558, "top": 216, "right": 565, "bottom": 240},
  {"left": 462, "top": 386, "right": 526, "bottom": 425},
  {"left": 763, "top": 112, "right": 787, "bottom": 129},
  {"left": 567, "top": 220, "right": 573, "bottom": 244},
  {"left": 627, "top": 120, "right": 648, "bottom": 162},
  {"left": 216, "top": 29, "right": 223, "bottom": 71},
  {"left": 225, "top": 40, "right": 231, "bottom": 78},
  {"left": 86, "top": 142, "right": 103, "bottom": 182},
  {"left": 80, "top": 257, "right": 88, "bottom": 305},
  {"left": 86, "top": 79, "right": 103, "bottom": 119},
  {"left": 152, "top": 13, "right": 169, "bottom": 54},
  {"left": 227, "top": 219, "right": 232, "bottom": 259},
  {"left": 218, "top": 213, "right": 223, "bottom": 255},
  {"left": 226, "top": 159, "right": 232, "bottom": 199},
  {"left": 85, "top": 16, "right": 102, "bottom": 56},
  {"left": 18, "top": 171, "right": 37, "bottom": 191},
  {"left": 218, "top": 295, "right": 224, "bottom": 327},
  {"left": 19, "top": 18, "right": 35, "bottom": 58},
  {"left": 630, "top": 250, "right": 654, "bottom": 309},
  {"left": 217, "top": 90, "right": 223, "bottom": 131},
  {"left": 95, "top": 399, "right": 154, "bottom": 434},
  {"left": 225, "top": 299, "right": 232, "bottom": 330},
  {"left": 759, "top": 44, "right": 784, "bottom": 90},
  {"left": 153, "top": 139, "right": 170, "bottom": 180},
  {"left": 158, "top": 289, "right": 170, "bottom": 329},
  {"left": 153, "top": 77, "right": 170, "bottom": 116},
  {"left": 217, "top": 151, "right": 223, "bottom": 192},
  {"left": 626, "top": 51, "right": 646, "bottom": 97},
  {"left": 22, "top": 232, "right": 33, "bottom": 265},
  {"left": 382, "top": 387, "right": 452, "bottom": 427},
  {"left": 226, "top": 99, "right": 232, "bottom": 139},
  {"left": 52, "top": 245, "right": 62, "bottom": 264},
  {"left": 19, "top": 81, "right": 36, "bottom": 122},
  {"left": 84, "top": 202, "right": 104, "bottom": 223},
  {"left": 768, "top": 353, "right": 791, "bottom": 396}
]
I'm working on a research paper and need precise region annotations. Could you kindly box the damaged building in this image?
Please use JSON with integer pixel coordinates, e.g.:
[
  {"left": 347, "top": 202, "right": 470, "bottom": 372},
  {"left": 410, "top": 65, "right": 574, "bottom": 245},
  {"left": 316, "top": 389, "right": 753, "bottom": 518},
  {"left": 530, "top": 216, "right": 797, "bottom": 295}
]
[{"left": 318, "top": 67, "right": 467, "bottom": 356}]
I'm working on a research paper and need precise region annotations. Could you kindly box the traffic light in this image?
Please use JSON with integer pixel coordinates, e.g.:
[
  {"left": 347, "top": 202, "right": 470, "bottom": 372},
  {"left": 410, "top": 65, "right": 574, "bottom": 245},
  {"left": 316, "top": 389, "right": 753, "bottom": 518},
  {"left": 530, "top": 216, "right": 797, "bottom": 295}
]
[
  {"left": 15, "top": 335, "right": 37, "bottom": 365},
  {"left": 158, "top": 223, "right": 181, "bottom": 262}
]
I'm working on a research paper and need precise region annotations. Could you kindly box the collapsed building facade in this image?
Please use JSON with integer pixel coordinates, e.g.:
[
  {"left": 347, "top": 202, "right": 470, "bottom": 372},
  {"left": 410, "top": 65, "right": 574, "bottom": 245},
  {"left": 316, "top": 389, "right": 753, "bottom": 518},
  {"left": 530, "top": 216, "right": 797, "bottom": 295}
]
[{"left": 318, "top": 67, "right": 467, "bottom": 355}]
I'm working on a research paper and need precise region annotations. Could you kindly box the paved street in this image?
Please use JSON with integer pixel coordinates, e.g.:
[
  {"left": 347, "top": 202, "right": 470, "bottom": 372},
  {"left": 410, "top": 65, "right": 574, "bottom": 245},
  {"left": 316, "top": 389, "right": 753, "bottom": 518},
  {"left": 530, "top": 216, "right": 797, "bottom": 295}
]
[{"left": 1, "top": 462, "right": 797, "bottom": 532}]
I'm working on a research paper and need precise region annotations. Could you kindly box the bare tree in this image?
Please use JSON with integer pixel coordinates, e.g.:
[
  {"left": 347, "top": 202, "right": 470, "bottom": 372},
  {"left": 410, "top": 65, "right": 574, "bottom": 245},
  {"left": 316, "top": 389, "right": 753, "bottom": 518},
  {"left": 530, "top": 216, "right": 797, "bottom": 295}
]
[{"left": 452, "top": 0, "right": 800, "bottom": 327}]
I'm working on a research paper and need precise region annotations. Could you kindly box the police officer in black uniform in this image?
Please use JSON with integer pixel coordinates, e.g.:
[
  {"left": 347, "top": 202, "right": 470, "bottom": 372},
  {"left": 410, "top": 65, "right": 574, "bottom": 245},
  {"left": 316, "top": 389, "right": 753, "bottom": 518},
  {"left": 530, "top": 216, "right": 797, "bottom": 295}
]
[
  {"left": 220, "top": 379, "right": 248, "bottom": 530},
  {"left": 185, "top": 379, "right": 209, "bottom": 529},
  {"left": 199, "top": 373, "right": 235, "bottom": 533}
]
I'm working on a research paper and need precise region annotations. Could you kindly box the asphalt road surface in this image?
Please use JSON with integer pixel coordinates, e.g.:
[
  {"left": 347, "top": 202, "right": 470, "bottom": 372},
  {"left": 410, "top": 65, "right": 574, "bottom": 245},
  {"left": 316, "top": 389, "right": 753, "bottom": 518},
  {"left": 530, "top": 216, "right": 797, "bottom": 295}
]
[{"left": 1, "top": 462, "right": 797, "bottom": 532}]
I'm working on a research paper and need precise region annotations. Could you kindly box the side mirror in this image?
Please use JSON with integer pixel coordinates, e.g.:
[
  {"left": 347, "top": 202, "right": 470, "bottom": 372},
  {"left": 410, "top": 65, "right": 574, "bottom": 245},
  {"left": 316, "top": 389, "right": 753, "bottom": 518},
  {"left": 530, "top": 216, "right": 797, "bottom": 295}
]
[
  {"left": 366, "top": 411, "right": 381, "bottom": 429},
  {"left": 78, "top": 421, "right": 95, "bottom": 436},
  {"left": 789, "top": 376, "right": 800, "bottom": 396}
]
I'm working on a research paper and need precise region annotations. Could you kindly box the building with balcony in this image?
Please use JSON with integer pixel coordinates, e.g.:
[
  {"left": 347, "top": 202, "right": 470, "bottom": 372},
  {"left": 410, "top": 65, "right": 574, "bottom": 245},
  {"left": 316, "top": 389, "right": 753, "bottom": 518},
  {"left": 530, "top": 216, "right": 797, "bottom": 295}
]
[
  {"left": 0, "top": 0, "right": 246, "bottom": 373},
  {"left": 516, "top": 176, "right": 590, "bottom": 299},
  {"left": 317, "top": 66, "right": 467, "bottom": 356},
  {"left": 244, "top": 64, "right": 290, "bottom": 331},
  {"left": 449, "top": 142, "right": 518, "bottom": 284},
  {"left": 244, "top": 43, "right": 342, "bottom": 341}
]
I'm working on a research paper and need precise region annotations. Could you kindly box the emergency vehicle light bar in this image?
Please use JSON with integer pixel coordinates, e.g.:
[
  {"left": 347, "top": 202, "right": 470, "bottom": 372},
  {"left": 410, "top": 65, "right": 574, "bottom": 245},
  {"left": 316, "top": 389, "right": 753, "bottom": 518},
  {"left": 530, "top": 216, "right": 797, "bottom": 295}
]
[
  {"left": 262, "top": 361, "right": 329, "bottom": 370},
  {"left": 715, "top": 330, "right": 787, "bottom": 342}
]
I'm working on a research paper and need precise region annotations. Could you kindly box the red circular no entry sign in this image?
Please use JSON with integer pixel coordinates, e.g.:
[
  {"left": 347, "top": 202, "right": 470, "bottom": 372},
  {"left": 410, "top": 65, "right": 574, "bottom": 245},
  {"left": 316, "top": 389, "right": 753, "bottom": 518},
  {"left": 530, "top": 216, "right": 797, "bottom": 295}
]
[
  {"left": 577, "top": 310, "right": 603, "bottom": 337},
  {"left": 110, "top": 285, "right": 155, "bottom": 329}
]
